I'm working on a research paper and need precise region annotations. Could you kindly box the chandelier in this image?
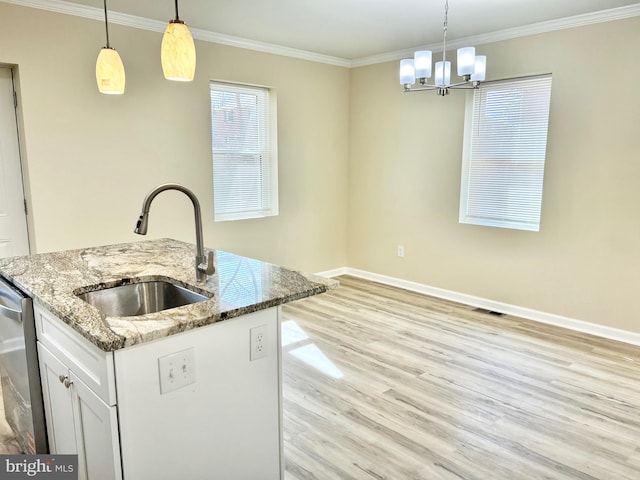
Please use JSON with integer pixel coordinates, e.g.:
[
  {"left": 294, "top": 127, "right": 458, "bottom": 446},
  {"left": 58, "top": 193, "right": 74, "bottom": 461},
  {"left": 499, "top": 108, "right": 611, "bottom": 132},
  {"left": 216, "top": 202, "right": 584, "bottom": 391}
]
[{"left": 399, "top": 0, "right": 486, "bottom": 95}]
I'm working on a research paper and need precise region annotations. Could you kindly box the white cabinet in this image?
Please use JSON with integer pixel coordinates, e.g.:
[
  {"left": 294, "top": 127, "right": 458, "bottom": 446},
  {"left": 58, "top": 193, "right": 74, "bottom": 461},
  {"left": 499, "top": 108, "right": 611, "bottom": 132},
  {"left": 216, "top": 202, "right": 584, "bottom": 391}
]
[
  {"left": 35, "top": 302, "right": 121, "bottom": 480},
  {"left": 115, "top": 307, "right": 283, "bottom": 479},
  {"left": 34, "top": 303, "right": 117, "bottom": 404},
  {"left": 69, "top": 368, "right": 121, "bottom": 480},
  {"left": 38, "top": 343, "right": 122, "bottom": 480},
  {"left": 38, "top": 343, "right": 75, "bottom": 454},
  {"left": 34, "top": 301, "right": 283, "bottom": 480}
]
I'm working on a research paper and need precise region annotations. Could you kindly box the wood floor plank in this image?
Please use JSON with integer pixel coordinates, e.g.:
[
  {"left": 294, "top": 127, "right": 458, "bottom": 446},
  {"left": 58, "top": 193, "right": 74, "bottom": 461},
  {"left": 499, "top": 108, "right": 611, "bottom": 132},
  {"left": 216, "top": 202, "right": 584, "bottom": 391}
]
[{"left": 282, "top": 276, "right": 640, "bottom": 479}]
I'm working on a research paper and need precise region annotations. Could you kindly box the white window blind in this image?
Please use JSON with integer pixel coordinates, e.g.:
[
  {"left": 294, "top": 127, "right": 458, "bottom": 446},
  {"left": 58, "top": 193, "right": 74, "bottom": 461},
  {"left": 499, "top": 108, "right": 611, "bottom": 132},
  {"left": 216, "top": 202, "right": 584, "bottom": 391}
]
[
  {"left": 210, "top": 82, "right": 278, "bottom": 222},
  {"left": 459, "top": 75, "right": 552, "bottom": 232}
]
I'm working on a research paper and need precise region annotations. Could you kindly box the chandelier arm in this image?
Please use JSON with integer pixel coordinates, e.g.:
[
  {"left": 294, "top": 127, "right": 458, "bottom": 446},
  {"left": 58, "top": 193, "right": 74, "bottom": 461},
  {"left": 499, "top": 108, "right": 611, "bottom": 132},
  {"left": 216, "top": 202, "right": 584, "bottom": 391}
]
[
  {"left": 449, "top": 84, "right": 479, "bottom": 90},
  {"left": 404, "top": 85, "right": 438, "bottom": 92},
  {"left": 404, "top": 81, "right": 479, "bottom": 93},
  {"left": 447, "top": 80, "right": 479, "bottom": 89}
]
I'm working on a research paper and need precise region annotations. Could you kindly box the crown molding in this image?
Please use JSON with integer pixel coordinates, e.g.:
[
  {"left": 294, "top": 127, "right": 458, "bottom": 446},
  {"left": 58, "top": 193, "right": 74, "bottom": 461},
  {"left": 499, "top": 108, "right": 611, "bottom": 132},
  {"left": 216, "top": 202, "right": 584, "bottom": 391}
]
[
  {"left": 351, "top": 3, "right": 640, "bottom": 68},
  {"left": 190, "top": 27, "right": 352, "bottom": 68},
  {"left": 3, "top": 0, "right": 640, "bottom": 69},
  {"left": 0, "top": 0, "right": 351, "bottom": 67}
]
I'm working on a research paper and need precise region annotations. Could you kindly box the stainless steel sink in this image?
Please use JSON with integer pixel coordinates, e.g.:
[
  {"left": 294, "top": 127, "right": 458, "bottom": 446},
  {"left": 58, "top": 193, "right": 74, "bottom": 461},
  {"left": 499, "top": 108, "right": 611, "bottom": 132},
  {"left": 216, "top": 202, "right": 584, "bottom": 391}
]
[{"left": 77, "top": 281, "right": 209, "bottom": 317}]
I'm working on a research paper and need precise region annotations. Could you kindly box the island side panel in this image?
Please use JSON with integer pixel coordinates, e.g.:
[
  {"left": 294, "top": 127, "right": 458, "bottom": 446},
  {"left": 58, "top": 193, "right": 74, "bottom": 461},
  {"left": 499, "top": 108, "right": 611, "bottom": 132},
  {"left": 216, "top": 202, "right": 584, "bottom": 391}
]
[{"left": 114, "top": 307, "right": 282, "bottom": 479}]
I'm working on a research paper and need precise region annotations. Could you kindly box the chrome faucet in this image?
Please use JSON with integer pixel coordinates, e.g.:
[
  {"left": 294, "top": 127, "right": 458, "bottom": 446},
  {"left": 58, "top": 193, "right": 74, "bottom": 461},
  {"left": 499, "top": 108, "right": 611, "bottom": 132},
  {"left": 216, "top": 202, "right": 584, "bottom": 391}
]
[{"left": 134, "top": 183, "right": 215, "bottom": 281}]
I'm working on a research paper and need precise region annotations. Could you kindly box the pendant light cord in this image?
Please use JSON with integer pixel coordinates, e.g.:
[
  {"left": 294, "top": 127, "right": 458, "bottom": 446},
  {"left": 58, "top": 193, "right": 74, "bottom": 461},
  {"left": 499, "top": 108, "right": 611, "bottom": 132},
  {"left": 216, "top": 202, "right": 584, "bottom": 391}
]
[
  {"left": 174, "top": 0, "right": 180, "bottom": 21},
  {"left": 103, "top": 0, "right": 110, "bottom": 48}
]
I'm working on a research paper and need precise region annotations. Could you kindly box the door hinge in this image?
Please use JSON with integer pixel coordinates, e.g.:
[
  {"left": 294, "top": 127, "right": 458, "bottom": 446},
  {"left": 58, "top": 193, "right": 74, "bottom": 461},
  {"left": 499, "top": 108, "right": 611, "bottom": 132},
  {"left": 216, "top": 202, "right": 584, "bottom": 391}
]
[
  {"left": 24, "top": 199, "right": 28, "bottom": 215},
  {"left": 13, "top": 90, "right": 18, "bottom": 109}
]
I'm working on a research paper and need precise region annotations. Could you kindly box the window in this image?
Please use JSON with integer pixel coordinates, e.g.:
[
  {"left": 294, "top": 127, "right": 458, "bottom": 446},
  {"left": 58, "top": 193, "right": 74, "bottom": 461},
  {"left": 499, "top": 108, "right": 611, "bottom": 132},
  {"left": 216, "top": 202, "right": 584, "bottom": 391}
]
[
  {"left": 210, "top": 82, "right": 278, "bottom": 222},
  {"left": 459, "top": 75, "right": 552, "bottom": 232}
]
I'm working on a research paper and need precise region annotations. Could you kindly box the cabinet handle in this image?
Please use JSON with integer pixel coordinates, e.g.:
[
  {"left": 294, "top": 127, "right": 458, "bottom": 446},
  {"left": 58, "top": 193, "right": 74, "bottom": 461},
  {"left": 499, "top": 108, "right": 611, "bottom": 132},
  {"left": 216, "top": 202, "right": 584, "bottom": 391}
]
[{"left": 58, "top": 375, "right": 73, "bottom": 388}]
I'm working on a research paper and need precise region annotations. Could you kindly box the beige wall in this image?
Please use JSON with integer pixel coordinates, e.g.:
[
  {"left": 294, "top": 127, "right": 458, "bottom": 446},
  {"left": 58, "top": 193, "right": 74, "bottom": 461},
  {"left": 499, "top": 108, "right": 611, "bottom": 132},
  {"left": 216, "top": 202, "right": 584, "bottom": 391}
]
[
  {"left": 348, "top": 17, "right": 640, "bottom": 333},
  {"left": 3, "top": 2, "right": 640, "bottom": 334},
  {"left": 0, "top": 3, "right": 349, "bottom": 273}
]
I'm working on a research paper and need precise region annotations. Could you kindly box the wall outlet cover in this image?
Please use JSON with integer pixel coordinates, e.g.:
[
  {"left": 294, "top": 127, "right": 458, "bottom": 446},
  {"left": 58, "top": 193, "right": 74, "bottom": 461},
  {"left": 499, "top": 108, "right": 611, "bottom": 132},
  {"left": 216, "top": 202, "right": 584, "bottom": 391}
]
[{"left": 250, "top": 325, "right": 268, "bottom": 361}]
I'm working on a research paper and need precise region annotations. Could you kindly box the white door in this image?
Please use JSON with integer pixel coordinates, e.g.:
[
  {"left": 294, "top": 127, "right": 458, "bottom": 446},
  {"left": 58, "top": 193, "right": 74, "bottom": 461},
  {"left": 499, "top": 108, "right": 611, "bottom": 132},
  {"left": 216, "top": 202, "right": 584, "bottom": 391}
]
[{"left": 0, "top": 67, "right": 29, "bottom": 257}]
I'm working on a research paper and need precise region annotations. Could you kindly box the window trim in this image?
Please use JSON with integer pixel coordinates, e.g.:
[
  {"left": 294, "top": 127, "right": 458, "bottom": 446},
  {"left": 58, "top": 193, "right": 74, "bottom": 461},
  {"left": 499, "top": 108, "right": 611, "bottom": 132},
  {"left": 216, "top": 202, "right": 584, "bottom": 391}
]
[{"left": 210, "top": 81, "right": 278, "bottom": 222}]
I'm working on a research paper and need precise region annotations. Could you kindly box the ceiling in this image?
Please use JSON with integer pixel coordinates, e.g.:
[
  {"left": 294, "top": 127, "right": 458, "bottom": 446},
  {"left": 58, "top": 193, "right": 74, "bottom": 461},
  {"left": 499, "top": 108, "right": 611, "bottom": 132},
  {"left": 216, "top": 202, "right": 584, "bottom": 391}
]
[{"left": 26, "top": 0, "right": 640, "bottom": 62}]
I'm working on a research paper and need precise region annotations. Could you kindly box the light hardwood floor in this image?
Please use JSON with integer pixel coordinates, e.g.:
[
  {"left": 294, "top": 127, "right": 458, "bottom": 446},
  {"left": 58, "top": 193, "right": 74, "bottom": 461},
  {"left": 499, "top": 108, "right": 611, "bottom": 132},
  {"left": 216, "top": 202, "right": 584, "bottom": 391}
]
[
  {"left": 281, "top": 275, "right": 640, "bottom": 480},
  {"left": 0, "top": 387, "right": 21, "bottom": 454}
]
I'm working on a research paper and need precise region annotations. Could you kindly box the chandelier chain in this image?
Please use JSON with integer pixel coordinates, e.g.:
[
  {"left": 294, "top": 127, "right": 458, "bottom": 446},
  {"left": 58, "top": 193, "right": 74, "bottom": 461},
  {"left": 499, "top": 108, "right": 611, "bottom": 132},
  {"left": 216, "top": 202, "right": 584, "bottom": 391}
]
[
  {"left": 442, "top": 0, "right": 448, "bottom": 63},
  {"left": 444, "top": 0, "right": 449, "bottom": 36}
]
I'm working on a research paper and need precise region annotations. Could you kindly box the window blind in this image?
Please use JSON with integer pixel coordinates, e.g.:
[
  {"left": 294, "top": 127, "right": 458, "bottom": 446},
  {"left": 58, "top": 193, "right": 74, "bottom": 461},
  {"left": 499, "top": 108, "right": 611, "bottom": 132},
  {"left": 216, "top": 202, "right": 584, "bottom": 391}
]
[
  {"left": 459, "top": 75, "right": 552, "bottom": 232},
  {"left": 210, "top": 82, "right": 278, "bottom": 222}
]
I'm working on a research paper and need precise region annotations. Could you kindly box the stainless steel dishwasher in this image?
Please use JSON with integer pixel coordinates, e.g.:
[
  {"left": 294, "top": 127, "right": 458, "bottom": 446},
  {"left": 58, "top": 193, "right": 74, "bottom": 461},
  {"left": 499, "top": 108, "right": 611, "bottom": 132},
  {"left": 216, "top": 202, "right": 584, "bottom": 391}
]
[{"left": 0, "top": 276, "right": 47, "bottom": 453}]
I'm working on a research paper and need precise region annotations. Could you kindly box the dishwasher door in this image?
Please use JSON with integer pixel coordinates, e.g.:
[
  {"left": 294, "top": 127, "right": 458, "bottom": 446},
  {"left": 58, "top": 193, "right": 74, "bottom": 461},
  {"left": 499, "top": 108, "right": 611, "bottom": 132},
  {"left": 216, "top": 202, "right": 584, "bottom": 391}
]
[{"left": 0, "top": 276, "right": 48, "bottom": 453}]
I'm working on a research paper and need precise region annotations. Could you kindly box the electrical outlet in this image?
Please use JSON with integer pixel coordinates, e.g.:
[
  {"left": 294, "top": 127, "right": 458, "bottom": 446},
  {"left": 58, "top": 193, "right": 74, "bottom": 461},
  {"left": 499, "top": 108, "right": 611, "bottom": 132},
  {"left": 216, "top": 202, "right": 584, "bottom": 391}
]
[
  {"left": 397, "top": 245, "right": 405, "bottom": 257},
  {"left": 250, "top": 325, "right": 268, "bottom": 361},
  {"left": 158, "top": 348, "right": 196, "bottom": 394}
]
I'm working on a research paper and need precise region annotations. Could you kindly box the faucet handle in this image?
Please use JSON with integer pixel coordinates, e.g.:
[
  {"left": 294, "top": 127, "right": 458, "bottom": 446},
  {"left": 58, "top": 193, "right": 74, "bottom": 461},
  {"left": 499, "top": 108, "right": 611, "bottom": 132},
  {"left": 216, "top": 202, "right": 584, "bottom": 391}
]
[
  {"left": 205, "top": 251, "right": 215, "bottom": 275},
  {"left": 198, "top": 251, "right": 215, "bottom": 276}
]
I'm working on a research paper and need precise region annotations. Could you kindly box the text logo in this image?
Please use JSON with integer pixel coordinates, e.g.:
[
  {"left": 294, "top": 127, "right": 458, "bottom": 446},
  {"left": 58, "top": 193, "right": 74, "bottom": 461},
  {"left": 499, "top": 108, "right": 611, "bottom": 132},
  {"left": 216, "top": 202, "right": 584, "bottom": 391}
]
[{"left": 0, "top": 456, "right": 77, "bottom": 479}]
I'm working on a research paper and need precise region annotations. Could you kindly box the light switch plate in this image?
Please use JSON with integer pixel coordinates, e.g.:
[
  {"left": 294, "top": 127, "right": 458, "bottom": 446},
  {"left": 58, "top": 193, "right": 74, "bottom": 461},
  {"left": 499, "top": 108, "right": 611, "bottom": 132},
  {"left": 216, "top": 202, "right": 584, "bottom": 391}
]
[{"left": 158, "top": 348, "right": 196, "bottom": 394}]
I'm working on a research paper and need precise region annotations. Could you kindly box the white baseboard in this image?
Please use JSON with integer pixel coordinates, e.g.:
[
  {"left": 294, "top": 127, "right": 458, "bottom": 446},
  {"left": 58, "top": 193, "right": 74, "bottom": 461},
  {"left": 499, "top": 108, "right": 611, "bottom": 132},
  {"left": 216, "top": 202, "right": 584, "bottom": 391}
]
[
  {"left": 314, "top": 267, "right": 349, "bottom": 278},
  {"left": 315, "top": 266, "right": 640, "bottom": 347}
]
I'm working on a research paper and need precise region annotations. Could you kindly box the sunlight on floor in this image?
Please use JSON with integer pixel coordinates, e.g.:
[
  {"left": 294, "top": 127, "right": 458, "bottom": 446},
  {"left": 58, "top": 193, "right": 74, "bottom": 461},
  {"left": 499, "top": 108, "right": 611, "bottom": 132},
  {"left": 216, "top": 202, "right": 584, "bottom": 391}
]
[{"left": 281, "top": 320, "right": 343, "bottom": 379}]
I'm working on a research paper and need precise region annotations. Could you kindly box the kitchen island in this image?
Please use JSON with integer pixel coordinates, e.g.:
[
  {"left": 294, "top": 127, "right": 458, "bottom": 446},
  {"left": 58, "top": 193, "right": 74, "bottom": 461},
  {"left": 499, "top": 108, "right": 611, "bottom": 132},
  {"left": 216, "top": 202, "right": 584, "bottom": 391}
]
[{"left": 0, "top": 238, "right": 337, "bottom": 479}]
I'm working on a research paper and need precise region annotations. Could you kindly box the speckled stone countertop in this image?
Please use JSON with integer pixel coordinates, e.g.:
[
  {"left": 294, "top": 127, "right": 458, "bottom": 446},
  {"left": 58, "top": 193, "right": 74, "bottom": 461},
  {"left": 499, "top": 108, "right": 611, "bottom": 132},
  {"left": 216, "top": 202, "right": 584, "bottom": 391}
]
[{"left": 0, "top": 238, "right": 338, "bottom": 352}]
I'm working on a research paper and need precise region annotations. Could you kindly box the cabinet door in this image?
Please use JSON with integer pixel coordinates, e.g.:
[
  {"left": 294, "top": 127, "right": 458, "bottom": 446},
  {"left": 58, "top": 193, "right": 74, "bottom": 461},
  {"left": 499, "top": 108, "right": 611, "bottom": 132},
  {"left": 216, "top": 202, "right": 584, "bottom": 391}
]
[
  {"left": 38, "top": 343, "right": 77, "bottom": 454},
  {"left": 70, "top": 372, "right": 122, "bottom": 480}
]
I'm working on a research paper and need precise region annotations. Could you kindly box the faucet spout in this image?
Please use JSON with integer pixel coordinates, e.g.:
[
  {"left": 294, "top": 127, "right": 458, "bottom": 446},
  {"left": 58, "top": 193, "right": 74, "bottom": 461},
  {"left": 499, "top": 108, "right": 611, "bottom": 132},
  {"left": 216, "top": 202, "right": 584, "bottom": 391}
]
[
  {"left": 134, "top": 212, "right": 149, "bottom": 235},
  {"left": 133, "top": 183, "right": 215, "bottom": 281}
]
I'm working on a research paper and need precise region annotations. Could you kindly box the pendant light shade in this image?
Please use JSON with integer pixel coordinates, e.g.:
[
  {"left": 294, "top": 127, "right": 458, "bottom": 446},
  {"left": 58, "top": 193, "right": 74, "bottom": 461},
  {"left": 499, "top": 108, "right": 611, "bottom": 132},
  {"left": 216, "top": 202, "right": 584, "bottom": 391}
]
[
  {"left": 161, "top": 1, "right": 196, "bottom": 82},
  {"left": 96, "top": 0, "right": 125, "bottom": 94},
  {"left": 96, "top": 47, "right": 125, "bottom": 94}
]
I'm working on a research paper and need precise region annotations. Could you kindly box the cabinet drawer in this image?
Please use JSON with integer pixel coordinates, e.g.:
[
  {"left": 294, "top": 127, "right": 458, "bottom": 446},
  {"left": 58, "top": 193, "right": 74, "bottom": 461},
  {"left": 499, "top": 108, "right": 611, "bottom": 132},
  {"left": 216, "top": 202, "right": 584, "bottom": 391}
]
[{"left": 34, "top": 302, "right": 116, "bottom": 406}]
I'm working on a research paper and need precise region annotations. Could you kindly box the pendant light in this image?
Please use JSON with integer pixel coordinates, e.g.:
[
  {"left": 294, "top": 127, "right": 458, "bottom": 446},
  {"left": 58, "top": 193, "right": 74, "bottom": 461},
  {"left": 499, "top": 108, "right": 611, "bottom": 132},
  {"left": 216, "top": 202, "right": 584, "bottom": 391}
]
[
  {"left": 96, "top": 0, "right": 125, "bottom": 94},
  {"left": 161, "top": 0, "right": 196, "bottom": 81}
]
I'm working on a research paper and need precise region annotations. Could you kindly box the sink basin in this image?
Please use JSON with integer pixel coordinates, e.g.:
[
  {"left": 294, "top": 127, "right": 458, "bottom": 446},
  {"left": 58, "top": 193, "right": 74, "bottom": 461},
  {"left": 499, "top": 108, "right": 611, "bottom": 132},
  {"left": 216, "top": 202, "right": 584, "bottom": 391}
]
[{"left": 77, "top": 281, "right": 209, "bottom": 317}]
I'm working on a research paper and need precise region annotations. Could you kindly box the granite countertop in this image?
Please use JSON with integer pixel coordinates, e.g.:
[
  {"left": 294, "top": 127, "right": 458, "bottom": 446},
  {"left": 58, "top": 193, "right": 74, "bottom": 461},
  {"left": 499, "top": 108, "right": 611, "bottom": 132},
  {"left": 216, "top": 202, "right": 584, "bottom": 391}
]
[{"left": 0, "top": 238, "right": 338, "bottom": 352}]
